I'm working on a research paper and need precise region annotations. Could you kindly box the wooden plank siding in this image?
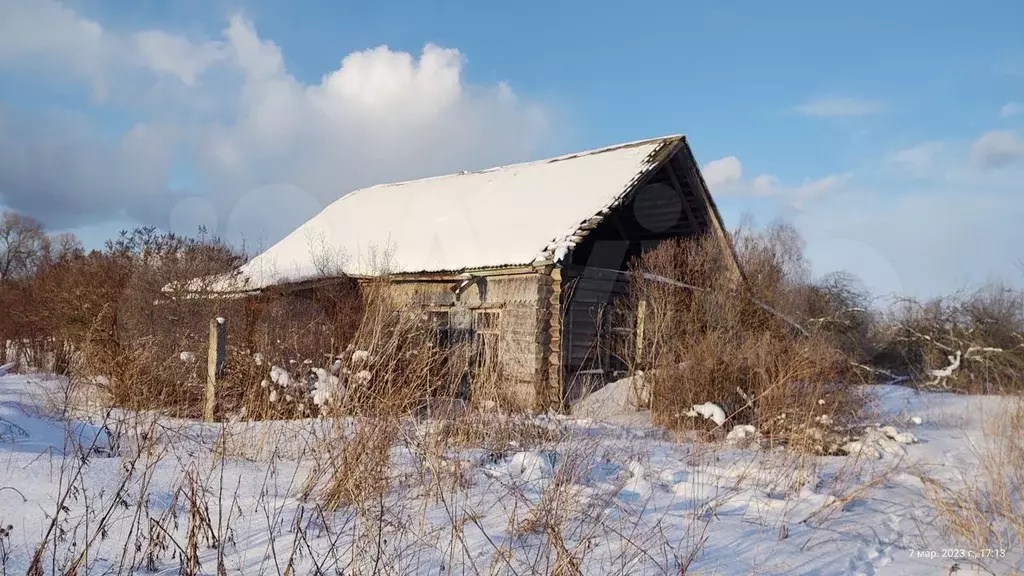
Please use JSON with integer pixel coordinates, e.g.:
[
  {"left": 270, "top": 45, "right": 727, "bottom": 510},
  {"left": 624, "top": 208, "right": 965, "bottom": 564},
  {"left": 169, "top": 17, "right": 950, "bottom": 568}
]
[{"left": 558, "top": 152, "right": 718, "bottom": 393}]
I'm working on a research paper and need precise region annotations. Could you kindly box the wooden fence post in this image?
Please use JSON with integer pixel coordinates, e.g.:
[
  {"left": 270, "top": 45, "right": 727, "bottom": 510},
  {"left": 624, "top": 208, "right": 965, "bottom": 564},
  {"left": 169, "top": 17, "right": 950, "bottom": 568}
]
[
  {"left": 205, "top": 317, "right": 227, "bottom": 422},
  {"left": 635, "top": 299, "right": 647, "bottom": 365}
]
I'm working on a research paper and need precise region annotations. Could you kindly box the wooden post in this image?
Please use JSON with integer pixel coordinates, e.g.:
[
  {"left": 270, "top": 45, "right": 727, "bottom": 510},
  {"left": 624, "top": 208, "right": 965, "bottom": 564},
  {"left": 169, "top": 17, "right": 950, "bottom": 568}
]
[
  {"left": 205, "top": 317, "right": 227, "bottom": 422},
  {"left": 635, "top": 299, "right": 646, "bottom": 366}
]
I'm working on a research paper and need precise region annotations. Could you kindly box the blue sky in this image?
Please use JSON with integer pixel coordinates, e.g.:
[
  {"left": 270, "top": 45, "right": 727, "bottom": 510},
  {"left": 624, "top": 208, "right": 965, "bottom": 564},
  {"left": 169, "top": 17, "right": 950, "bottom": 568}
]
[{"left": 1, "top": 0, "right": 1023, "bottom": 299}]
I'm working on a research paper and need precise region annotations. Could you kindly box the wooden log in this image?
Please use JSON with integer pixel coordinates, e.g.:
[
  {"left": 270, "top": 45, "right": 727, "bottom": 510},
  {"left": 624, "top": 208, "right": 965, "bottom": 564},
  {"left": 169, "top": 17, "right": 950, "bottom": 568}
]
[
  {"left": 545, "top": 266, "right": 564, "bottom": 411},
  {"left": 205, "top": 317, "right": 227, "bottom": 422}
]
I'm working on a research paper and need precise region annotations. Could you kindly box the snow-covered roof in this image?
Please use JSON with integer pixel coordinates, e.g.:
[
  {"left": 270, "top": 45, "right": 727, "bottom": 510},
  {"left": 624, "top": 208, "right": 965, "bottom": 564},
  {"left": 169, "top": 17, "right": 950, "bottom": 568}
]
[{"left": 214, "top": 135, "right": 686, "bottom": 292}]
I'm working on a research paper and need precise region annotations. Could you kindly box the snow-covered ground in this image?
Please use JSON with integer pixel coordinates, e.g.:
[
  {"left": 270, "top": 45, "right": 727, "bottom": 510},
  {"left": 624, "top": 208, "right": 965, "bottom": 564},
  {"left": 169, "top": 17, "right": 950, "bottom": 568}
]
[{"left": 1, "top": 373, "right": 1021, "bottom": 575}]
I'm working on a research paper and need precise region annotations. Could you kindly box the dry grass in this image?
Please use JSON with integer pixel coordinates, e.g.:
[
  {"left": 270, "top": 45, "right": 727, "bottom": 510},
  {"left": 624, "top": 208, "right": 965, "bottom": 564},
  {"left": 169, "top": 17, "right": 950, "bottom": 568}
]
[
  {"left": 423, "top": 412, "right": 563, "bottom": 452},
  {"left": 1, "top": 361, "right": 721, "bottom": 575},
  {"left": 916, "top": 396, "right": 1024, "bottom": 564},
  {"left": 0, "top": 338, "right": 941, "bottom": 576},
  {"left": 318, "top": 419, "right": 399, "bottom": 512}
]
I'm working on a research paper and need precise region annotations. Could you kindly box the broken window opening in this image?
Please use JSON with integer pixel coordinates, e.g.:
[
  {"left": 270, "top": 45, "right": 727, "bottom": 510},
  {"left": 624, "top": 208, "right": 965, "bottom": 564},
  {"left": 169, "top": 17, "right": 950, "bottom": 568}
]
[
  {"left": 474, "top": 310, "right": 501, "bottom": 370},
  {"left": 424, "top": 308, "right": 453, "bottom": 347}
]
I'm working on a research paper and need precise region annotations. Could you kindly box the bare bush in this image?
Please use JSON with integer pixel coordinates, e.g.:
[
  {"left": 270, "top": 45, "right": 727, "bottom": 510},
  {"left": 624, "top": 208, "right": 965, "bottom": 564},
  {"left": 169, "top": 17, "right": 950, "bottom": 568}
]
[
  {"left": 621, "top": 224, "right": 860, "bottom": 450},
  {"left": 0, "top": 211, "right": 82, "bottom": 368},
  {"left": 213, "top": 276, "right": 472, "bottom": 423},
  {"left": 0, "top": 216, "right": 243, "bottom": 403},
  {"left": 38, "top": 229, "right": 243, "bottom": 416},
  {"left": 876, "top": 283, "right": 1024, "bottom": 392},
  {"left": 0, "top": 213, "right": 479, "bottom": 423}
]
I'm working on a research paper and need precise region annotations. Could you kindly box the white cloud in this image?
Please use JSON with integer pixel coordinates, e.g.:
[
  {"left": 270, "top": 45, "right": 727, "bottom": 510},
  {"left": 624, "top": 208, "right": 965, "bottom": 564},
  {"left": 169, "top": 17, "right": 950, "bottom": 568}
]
[
  {"left": 703, "top": 156, "right": 848, "bottom": 209},
  {"left": 702, "top": 156, "right": 742, "bottom": 188},
  {"left": 709, "top": 131, "right": 1024, "bottom": 298},
  {"left": 795, "top": 97, "right": 885, "bottom": 118},
  {"left": 792, "top": 132, "right": 1024, "bottom": 298},
  {"left": 0, "top": 2, "right": 551, "bottom": 246},
  {"left": 750, "top": 173, "right": 849, "bottom": 209},
  {"left": 1000, "top": 102, "right": 1023, "bottom": 118},
  {"left": 0, "top": 0, "right": 111, "bottom": 96},
  {"left": 0, "top": 0, "right": 230, "bottom": 97},
  {"left": 970, "top": 130, "right": 1024, "bottom": 169},
  {"left": 888, "top": 142, "right": 945, "bottom": 177},
  {"left": 714, "top": 143, "right": 1024, "bottom": 299},
  {"left": 133, "top": 30, "right": 226, "bottom": 86},
  {"left": 314, "top": 43, "right": 463, "bottom": 113},
  {"left": 191, "top": 16, "right": 550, "bottom": 244}
]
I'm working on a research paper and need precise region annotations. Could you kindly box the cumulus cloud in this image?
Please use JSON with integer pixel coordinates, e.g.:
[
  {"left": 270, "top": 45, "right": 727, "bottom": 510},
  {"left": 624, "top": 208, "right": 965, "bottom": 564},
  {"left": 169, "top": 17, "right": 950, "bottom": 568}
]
[
  {"left": 0, "top": 1, "right": 550, "bottom": 246},
  {"left": 970, "top": 130, "right": 1024, "bottom": 169},
  {"left": 702, "top": 156, "right": 848, "bottom": 209},
  {"left": 702, "top": 156, "right": 743, "bottom": 188},
  {"left": 0, "top": 0, "right": 227, "bottom": 99},
  {"left": 0, "top": 0, "right": 110, "bottom": 97},
  {"left": 795, "top": 97, "right": 885, "bottom": 117}
]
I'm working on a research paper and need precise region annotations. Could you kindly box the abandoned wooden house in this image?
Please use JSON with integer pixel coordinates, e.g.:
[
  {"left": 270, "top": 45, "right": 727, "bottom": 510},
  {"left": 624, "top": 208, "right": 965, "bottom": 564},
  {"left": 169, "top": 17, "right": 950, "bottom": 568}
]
[{"left": 204, "top": 135, "right": 737, "bottom": 410}]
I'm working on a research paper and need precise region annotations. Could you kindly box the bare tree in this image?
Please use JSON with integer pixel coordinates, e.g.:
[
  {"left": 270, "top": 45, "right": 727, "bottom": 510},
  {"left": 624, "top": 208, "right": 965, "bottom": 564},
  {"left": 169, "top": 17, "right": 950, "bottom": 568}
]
[
  {"left": 49, "top": 232, "right": 83, "bottom": 263},
  {"left": 0, "top": 211, "right": 48, "bottom": 281}
]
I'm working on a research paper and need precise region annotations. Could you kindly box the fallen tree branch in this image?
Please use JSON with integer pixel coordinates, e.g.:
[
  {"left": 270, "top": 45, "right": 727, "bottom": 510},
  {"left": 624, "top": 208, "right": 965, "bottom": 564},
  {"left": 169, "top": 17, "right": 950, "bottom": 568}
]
[{"left": 850, "top": 363, "right": 910, "bottom": 384}]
